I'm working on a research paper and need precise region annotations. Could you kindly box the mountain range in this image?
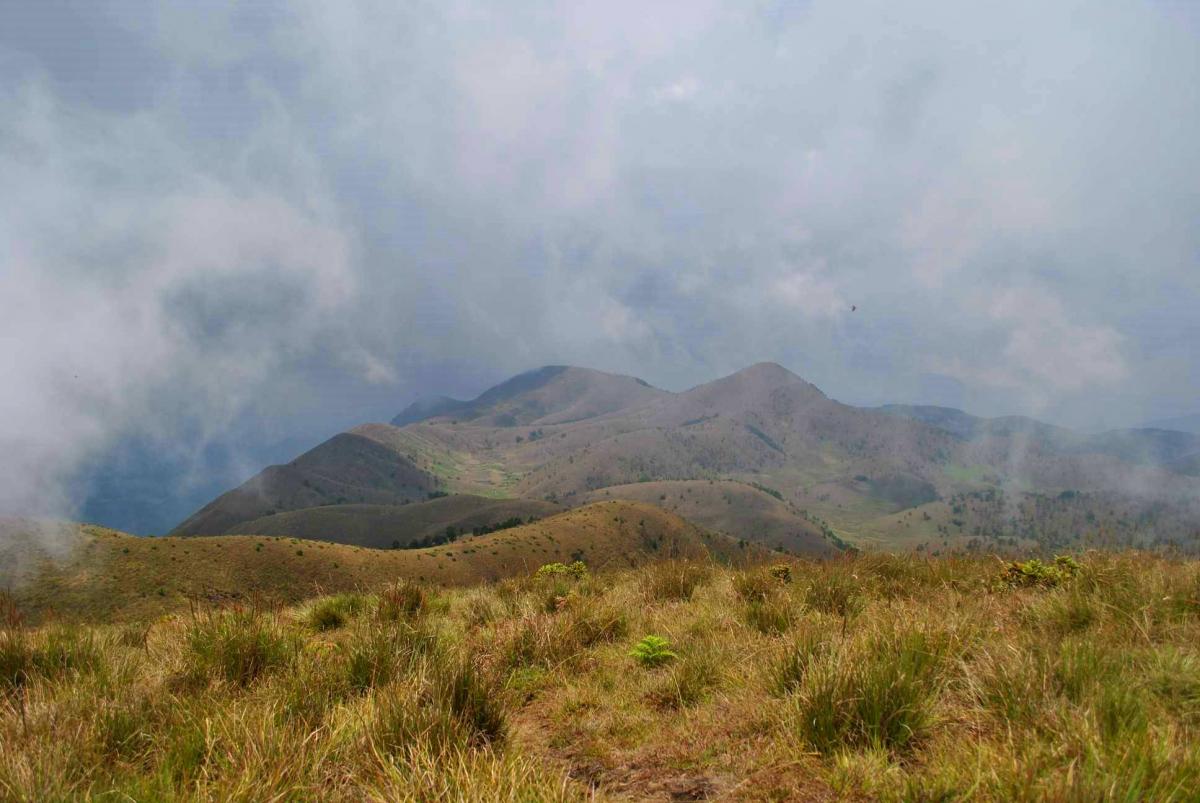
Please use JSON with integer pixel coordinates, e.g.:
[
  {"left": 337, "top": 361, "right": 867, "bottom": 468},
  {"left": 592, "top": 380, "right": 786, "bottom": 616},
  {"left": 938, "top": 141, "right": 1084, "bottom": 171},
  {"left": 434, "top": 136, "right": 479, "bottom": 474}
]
[{"left": 171, "top": 363, "right": 1200, "bottom": 555}]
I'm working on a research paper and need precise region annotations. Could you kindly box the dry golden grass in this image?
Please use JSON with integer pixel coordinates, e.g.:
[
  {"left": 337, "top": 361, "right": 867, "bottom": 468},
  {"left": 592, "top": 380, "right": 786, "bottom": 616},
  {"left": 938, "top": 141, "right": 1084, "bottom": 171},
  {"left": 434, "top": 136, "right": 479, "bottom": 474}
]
[
  {"left": 2, "top": 551, "right": 1199, "bottom": 800},
  {"left": 5, "top": 501, "right": 755, "bottom": 624}
]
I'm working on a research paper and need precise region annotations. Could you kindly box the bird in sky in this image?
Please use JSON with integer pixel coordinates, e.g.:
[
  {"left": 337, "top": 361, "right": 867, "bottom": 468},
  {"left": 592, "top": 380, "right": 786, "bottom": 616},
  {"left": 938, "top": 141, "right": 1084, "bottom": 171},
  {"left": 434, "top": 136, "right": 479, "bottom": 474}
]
[{"left": 851, "top": 305, "right": 857, "bottom": 312}]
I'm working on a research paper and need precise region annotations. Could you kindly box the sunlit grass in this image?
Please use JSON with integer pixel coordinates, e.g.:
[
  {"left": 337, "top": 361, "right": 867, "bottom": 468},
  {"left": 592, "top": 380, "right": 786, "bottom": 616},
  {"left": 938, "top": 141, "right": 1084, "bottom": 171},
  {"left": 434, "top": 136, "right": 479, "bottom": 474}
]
[{"left": 1, "top": 551, "right": 1198, "bottom": 800}]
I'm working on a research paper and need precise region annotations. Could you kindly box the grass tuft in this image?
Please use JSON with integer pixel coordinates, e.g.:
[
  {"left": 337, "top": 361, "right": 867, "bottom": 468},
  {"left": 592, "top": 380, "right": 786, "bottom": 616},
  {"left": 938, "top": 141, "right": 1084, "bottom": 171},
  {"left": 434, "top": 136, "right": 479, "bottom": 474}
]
[
  {"left": 305, "top": 592, "right": 367, "bottom": 631},
  {"left": 184, "top": 607, "right": 299, "bottom": 687}
]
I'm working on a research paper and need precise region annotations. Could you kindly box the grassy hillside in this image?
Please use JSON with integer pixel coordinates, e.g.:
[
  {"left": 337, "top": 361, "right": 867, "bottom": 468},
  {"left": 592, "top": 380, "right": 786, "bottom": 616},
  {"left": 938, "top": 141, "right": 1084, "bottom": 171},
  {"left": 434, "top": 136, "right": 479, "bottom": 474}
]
[
  {"left": 6, "top": 502, "right": 757, "bottom": 623},
  {"left": 841, "top": 489, "right": 1200, "bottom": 555},
  {"left": 2, "top": 552, "right": 1198, "bottom": 800},
  {"left": 227, "top": 495, "right": 562, "bottom": 549},
  {"left": 578, "top": 479, "right": 838, "bottom": 557},
  {"left": 169, "top": 433, "right": 439, "bottom": 536}
]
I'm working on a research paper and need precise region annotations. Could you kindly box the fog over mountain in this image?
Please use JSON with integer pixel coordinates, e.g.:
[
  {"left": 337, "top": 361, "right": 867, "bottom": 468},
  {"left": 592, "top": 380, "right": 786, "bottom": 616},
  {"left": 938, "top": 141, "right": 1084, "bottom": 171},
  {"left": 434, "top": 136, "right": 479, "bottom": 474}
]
[{"left": 2, "top": 2, "right": 1199, "bottom": 531}]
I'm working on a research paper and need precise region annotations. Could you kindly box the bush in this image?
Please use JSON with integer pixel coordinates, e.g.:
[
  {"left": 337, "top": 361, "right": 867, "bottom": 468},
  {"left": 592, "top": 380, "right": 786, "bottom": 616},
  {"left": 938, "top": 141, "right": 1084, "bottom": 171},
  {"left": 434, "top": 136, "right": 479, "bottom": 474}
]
[
  {"left": 630, "top": 635, "right": 677, "bottom": 668},
  {"left": 999, "top": 555, "right": 1081, "bottom": 589},
  {"left": 534, "top": 561, "right": 588, "bottom": 580},
  {"left": 770, "top": 564, "right": 793, "bottom": 583}
]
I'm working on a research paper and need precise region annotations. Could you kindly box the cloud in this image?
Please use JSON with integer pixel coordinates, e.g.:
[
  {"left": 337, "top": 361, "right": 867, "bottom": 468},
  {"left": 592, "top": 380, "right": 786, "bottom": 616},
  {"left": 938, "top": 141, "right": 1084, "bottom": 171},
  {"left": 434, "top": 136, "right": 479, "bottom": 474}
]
[
  {"left": 929, "top": 287, "right": 1127, "bottom": 409},
  {"left": 651, "top": 77, "right": 701, "bottom": 104},
  {"left": 772, "top": 267, "right": 846, "bottom": 320},
  {"left": 0, "top": 0, "right": 1198, "bottom": 525},
  {"left": 0, "top": 78, "right": 359, "bottom": 518}
]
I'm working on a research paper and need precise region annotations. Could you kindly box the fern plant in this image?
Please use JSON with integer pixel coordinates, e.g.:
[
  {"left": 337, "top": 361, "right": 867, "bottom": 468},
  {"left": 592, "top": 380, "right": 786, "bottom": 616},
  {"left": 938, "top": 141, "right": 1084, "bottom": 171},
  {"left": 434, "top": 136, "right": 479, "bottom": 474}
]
[{"left": 630, "top": 635, "right": 677, "bottom": 668}]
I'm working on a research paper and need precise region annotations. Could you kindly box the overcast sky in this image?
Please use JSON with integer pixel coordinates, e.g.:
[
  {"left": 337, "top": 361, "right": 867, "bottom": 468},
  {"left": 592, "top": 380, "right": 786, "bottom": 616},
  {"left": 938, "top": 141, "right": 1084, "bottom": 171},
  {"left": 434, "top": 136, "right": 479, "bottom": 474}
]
[{"left": 2, "top": 0, "right": 1199, "bottom": 524}]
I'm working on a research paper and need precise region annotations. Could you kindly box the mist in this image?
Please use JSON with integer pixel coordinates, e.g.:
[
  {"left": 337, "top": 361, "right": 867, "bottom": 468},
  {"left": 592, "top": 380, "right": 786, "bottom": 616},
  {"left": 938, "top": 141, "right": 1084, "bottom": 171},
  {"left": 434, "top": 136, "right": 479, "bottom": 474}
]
[{"left": 2, "top": 1, "right": 1198, "bottom": 531}]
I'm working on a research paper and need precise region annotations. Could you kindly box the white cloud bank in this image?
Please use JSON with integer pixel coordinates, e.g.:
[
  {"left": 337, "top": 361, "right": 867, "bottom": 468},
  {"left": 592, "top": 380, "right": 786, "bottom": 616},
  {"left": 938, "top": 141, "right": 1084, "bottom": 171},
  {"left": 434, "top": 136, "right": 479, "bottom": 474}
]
[{"left": 0, "top": 0, "right": 1197, "bottom": 520}]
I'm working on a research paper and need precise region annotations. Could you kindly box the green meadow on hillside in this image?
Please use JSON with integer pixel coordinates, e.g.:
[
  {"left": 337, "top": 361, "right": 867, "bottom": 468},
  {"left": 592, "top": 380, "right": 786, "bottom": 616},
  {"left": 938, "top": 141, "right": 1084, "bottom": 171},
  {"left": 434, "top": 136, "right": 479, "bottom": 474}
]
[{"left": 2, "top": 552, "right": 1199, "bottom": 801}]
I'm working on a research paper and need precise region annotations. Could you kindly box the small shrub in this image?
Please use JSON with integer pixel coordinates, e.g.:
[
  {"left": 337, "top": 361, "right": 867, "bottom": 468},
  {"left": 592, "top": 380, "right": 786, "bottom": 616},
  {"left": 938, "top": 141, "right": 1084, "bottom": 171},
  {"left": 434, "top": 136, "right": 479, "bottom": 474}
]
[
  {"left": 770, "top": 564, "right": 793, "bottom": 583},
  {"left": 534, "top": 561, "right": 588, "bottom": 580},
  {"left": 999, "top": 555, "right": 1081, "bottom": 589},
  {"left": 631, "top": 635, "right": 677, "bottom": 668}
]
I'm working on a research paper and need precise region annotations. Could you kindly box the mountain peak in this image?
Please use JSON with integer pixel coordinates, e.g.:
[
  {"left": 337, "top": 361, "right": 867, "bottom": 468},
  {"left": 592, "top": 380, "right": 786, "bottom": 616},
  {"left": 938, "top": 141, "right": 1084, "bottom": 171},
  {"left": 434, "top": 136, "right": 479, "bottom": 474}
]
[
  {"left": 677, "top": 361, "right": 827, "bottom": 416},
  {"left": 392, "top": 364, "right": 666, "bottom": 428},
  {"left": 736, "top": 362, "right": 802, "bottom": 382},
  {"left": 705, "top": 362, "right": 822, "bottom": 394}
]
